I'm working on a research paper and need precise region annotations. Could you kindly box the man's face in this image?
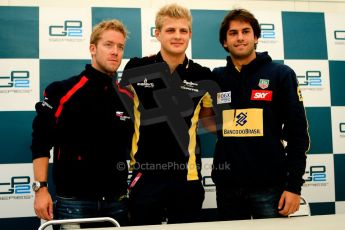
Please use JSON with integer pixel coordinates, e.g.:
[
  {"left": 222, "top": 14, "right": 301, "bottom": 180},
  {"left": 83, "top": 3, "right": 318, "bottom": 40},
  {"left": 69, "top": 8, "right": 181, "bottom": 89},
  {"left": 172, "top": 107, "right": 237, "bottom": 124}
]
[
  {"left": 155, "top": 16, "right": 191, "bottom": 57},
  {"left": 223, "top": 20, "right": 258, "bottom": 62},
  {"left": 90, "top": 29, "right": 125, "bottom": 76}
]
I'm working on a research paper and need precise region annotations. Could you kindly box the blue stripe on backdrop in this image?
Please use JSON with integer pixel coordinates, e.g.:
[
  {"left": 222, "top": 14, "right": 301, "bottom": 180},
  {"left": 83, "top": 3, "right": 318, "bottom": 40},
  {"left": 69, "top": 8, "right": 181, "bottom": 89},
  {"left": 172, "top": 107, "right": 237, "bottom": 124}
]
[
  {"left": 92, "top": 7, "right": 142, "bottom": 59},
  {"left": 282, "top": 12, "right": 328, "bottom": 60},
  {"left": 305, "top": 107, "right": 333, "bottom": 154},
  {"left": 199, "top": 132, "right": 217, "bottom": 158},
  {"left": 334, "top": 154, "right": 345, "bottom": 201},
  {"left": 191, "top": 10, "right": 228, "bottom": 59},
  {"left": 0, "top": 216, "right": 40, "bottom": 230},
  {"left": 310, "top": 202, "right": 335, "bottom": 215},
  {"left": 0, "top": 112, "right": 36, "bottom": 164},
  {"left": 329, "top": 61, "right": 345, "bottom": 106},
  {"left": 0, "top": 6, "right": 39, "bottom": 59}
]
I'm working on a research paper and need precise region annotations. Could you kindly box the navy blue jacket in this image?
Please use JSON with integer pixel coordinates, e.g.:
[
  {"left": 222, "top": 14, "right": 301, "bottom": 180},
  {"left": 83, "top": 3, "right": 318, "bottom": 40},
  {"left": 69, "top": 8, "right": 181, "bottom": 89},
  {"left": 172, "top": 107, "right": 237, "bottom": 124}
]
[{"left": 211, "top": 52, "right": 309, "bottom": 194}]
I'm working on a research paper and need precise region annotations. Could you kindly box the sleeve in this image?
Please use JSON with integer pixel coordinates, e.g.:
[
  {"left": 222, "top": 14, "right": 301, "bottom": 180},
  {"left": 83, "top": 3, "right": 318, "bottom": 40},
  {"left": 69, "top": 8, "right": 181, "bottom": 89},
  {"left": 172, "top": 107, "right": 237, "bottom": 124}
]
[
  {"left": 279, "top": 65, "right": 310, "bottom": 195},
  {"left": 121, "top": 58, "right": 141, "bottom": 88},
  {"left": 123, "top": 57, "right": 142, "bottom": 71},
  {"left": 202, "top": 92, "right": 213, "bottom": 108},
  {"left": 31, "top": 81, "right": 64, "bottom": 160},
  {"left": 200, "top": 67, "right": 214, "bottom": 108}
]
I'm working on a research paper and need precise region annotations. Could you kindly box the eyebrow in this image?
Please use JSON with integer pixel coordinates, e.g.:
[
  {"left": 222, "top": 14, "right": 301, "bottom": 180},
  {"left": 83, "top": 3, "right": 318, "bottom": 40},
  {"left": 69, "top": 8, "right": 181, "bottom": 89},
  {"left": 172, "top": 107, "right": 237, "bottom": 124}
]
[{"left": 229, "top": 27, "right": 251, "bottom": 31}]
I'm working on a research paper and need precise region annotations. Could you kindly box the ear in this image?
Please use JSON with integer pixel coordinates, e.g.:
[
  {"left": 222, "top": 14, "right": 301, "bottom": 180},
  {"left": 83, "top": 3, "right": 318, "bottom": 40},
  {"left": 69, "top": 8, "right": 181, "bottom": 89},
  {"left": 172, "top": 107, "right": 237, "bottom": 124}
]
[
  {"left": 154, "top": 28, "right": 160, "bottom": 41},
  {"left": 89, "top": 44, "right": 96, "bottom": 56},
  {"left": 254, "top": 36, "right": 258, "bottom": 44},
  {"left": 223, "top": 40, "right": 228, "bottom": 48}
]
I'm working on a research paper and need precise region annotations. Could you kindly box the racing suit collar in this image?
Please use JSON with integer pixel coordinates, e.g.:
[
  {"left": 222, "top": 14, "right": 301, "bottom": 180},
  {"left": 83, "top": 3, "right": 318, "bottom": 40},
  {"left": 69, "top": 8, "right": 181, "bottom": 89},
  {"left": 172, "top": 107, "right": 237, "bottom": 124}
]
[
  {"left": 85, "top": 64, "right": 118, "bottom": 84},
  {"left": 226, "top": 52, "right": 272, "bottom": 73},
  {"left": 155, "top": 51, "right": 189, "bottom": 69}
]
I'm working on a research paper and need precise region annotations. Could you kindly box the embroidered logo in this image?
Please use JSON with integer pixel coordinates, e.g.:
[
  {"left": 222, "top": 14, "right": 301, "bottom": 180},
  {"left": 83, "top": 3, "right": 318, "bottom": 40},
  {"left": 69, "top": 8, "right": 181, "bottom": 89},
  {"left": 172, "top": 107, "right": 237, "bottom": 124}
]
[
  {"left": 116, "top": 111, "right": 131, "bottom": 121},
  {"left": 217, "top": 91, "right": 231, "bottom": 104},
  {"left": 180, "top": 80, "right": 199, "bottom": 92},
  {"left": 136, "top": 78, "right": 154, "bottom": 88},
  {"left": 235, "top": 112, "right": 248, "bottom": 126},
  {"left": 258, "top": 79, "right": 270, "bottom": 89},
  {"left": 42, "top": 97, "right": 53, "bottom": 109},
  {"left": 297, "top": 86, "right": 303, "bottom": 102}
]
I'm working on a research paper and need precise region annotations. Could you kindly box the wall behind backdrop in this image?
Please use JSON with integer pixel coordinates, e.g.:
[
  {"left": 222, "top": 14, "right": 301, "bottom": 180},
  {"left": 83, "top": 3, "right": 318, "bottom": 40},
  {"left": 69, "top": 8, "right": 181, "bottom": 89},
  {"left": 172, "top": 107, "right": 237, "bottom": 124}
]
[{"left": 1, "top": 0, "right": 345, "bottom": 229}]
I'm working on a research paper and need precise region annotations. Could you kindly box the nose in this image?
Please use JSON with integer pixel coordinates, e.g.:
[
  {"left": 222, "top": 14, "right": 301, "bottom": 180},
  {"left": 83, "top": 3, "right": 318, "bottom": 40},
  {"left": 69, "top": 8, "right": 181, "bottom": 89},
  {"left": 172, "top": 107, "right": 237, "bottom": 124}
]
[
  {"left": 174, "top": 31, "right": 182, "bottom": 39},
  {"left": 111, "top": 46, "right": 118, "bottom": 56},
  {"left": 237, "top": 32, "right": 244, "bottom": 40}
]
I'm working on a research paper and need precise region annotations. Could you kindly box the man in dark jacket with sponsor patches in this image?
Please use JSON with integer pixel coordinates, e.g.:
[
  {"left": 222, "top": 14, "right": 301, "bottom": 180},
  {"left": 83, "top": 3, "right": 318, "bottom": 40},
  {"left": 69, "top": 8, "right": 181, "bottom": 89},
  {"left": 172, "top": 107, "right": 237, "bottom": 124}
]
[
  {"left": 122, "top": 3, "right": 214, "bottom": 225},
  {"left": 210, "top": 9, "right": 310, "bottom": 220},
  {"left": 31, "top": 19, "right": 133, "bottom": 227}
]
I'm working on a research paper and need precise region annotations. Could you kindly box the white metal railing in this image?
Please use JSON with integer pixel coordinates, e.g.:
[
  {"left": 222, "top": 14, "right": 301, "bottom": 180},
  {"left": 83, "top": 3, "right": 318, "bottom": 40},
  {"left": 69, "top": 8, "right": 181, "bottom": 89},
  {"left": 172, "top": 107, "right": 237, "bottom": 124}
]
[{"left": 38, "top": 217, "right": 120, "bottom": 230}]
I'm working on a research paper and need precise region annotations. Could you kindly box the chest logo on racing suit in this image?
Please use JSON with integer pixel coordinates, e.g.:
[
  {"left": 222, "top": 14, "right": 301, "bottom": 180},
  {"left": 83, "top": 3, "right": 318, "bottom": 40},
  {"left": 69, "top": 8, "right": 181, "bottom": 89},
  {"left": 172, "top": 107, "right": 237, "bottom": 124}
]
[
  {"left": 180, "top": 80, "right": 199, "bottom": 92},
  {"left": 116, "top": 111, "right": 131, "bottom": 121},
  {"left": 136, "top": 78, "right": 154, "bottom": 88},
  {"left": 42, "top": 97, "right": 53, "bottom": 109},
  {"left": 222, "top": 108, "right": 263, "bottom": 137},
  {"left": 217, "top": 91, "right": 231, "bottom": 104},
  {"left": 258, "top": 79, "right": 270, "bottom": 89},
  {"left": 251, "top": 90, "right": 273, "bottom": 101}
]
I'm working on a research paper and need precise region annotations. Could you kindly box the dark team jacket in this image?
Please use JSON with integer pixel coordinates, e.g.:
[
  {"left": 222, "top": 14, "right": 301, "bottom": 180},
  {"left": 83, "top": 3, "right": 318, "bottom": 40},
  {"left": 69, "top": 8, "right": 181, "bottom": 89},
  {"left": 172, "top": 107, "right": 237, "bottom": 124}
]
[
  {"left": 123, "top": 52, "right": 213, "bottom": 181},
  {"left": 31, "top": 64, "right": 134, "bottom": 198},
  {"left": 211, "top": 52, "right": 310, "bottom": 194}
]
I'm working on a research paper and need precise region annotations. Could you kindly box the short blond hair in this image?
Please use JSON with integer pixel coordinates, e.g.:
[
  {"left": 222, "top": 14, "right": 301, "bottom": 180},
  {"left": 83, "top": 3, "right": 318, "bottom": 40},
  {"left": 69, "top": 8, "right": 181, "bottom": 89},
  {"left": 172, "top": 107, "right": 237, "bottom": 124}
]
[
  {"left": 155, "top": 3, "right": 192, "bottom": 31},
  {"left": 90, "top": 19, "right": 128, "bottom": 45}
]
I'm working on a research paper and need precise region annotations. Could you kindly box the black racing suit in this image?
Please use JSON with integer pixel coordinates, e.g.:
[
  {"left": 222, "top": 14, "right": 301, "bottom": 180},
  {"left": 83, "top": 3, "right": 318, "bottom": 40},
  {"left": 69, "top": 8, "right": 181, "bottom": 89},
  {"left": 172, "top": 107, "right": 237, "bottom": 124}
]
[
  {"left": 31, "top": 64, "right": 133, "bottom": 199},
  {"left": 210, "top": 52, "right": 309, "bottom": 219},
  {"left": 123, "top": 52, "right": 213, "bottom": 225}
]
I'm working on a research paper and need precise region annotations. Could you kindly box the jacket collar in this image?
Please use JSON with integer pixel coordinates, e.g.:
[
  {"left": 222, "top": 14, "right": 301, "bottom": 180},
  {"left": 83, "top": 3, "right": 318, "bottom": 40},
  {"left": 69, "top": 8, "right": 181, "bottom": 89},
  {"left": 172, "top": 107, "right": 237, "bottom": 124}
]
[
  {"left": 226, "top": 51, "right": 272, "bottom": 72},
  {"left": 155, "top": 51, "right": 190, "bottom": 70},
  {"left": 85, "top": 64, "right": 117, "bottom": 84}
]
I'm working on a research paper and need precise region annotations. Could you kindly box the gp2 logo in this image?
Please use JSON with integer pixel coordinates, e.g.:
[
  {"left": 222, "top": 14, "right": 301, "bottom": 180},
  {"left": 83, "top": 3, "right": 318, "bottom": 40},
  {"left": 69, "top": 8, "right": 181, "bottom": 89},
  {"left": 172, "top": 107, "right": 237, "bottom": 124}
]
[{"left": 0, "top": 176, "right": 31, "bottom": 195}]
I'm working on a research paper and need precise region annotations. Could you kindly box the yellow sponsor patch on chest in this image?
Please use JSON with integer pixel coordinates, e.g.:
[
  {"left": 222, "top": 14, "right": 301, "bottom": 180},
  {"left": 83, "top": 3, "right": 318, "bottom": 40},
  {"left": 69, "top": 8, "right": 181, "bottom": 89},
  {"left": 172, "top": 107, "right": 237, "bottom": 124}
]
[{"left": 222, "top": 108, "right": 264, "bottom": 137}]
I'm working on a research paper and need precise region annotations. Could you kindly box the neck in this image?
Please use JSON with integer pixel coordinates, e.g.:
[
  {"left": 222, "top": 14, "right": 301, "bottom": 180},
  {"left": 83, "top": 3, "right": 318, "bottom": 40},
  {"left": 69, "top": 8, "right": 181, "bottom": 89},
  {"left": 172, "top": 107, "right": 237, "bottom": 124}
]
[
  {"left": 91, "top": 63, "right": 115, "bottom": 77},
  {"left": 231, "top": 51, "right": 256, "bottom": 72},
  {"left": 160, "top": 50, "right": 186, "bottom": 73}
]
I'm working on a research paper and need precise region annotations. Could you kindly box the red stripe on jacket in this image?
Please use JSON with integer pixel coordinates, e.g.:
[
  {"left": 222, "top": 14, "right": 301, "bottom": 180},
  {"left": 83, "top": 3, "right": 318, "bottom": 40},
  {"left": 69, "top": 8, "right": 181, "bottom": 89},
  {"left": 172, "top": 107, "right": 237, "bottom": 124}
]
[{"left": 54, "top": 76, "right": 89, "bottom": 120}]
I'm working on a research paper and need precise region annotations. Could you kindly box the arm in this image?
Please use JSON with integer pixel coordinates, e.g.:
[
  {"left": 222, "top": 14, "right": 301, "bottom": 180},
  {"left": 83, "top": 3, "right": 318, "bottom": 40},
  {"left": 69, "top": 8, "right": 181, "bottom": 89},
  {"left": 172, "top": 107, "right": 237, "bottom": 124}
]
[
  {"left": 199, "top": 90, "right": 217, "bottom": 134},
  {"left": 31, "top": 82, "right": 62, "bottom": 220},
  {"left": 33, "top": 157, "right": 53, "bottom": 220},
  {"left": 278, "top": 66, "right": 310, "bottom": 215},
  {"left": 199, "top": 107, "right": 216, "bottom": 134},
  {"left": 278, "top": 191, "right": 300, "bottom": 216}
]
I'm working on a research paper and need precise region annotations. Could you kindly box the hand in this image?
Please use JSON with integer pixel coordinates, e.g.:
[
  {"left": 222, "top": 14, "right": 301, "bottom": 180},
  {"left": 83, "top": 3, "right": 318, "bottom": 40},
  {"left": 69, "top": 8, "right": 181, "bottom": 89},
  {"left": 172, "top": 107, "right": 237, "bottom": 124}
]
[
  {"left": 34, "top": 187, "right": 54, "bottom": 220},
  {"left": 278, "top": 191, "right": 300, "bottom": 216}
]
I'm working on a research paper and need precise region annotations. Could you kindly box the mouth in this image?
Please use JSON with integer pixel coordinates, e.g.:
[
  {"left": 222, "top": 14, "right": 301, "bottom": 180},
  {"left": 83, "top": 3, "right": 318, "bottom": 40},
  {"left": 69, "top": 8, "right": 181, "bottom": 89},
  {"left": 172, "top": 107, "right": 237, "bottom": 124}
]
[
  {"left": 235, "top": 44, "right": 246, "bottom": 48},
  {"left": 171, "top": 42, "right": 184, "bottom": 46}
]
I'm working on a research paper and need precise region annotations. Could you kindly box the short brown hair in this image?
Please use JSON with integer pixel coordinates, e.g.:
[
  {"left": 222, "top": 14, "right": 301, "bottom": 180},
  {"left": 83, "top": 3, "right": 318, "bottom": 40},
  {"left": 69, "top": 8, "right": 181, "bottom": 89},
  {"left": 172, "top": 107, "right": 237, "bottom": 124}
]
[
  {"left": 155, "top": 3, "right": 192, "bottom": 31},
  {"left": 219, "top": 9, "right": 261, "bottom": 51},
  {"left": 90, "top": 19, "right": 128, "bottom": 45}
]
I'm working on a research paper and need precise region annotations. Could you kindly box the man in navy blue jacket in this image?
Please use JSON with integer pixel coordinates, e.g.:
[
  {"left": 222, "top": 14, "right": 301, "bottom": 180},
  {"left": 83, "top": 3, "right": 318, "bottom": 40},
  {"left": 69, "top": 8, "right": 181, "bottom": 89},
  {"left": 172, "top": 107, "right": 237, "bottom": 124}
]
[{"left": 211, "top": 9, "right": 310, "bottom": 220}]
